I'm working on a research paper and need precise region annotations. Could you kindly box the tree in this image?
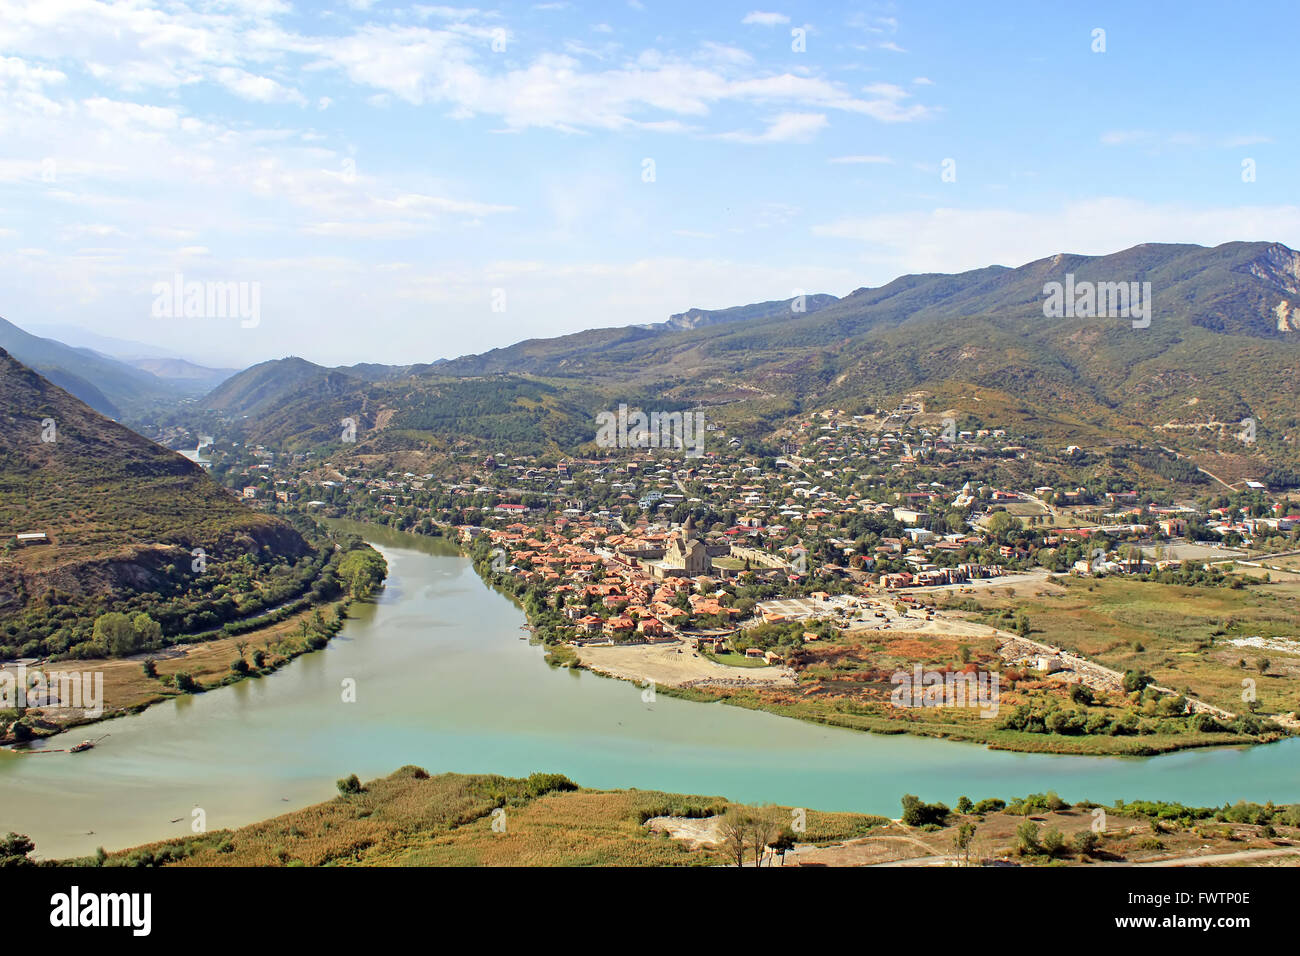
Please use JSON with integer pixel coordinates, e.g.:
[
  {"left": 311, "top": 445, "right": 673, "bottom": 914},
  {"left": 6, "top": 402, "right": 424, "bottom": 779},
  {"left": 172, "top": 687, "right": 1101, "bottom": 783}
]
[
  {"left": 768, "top": 827, "right": 797, "bottom": 866},
  {"left": 956, "top": 795, "right": 973, "bottom": 814},
  {"left": 1122, "top": 669, "right": 1153, "bottom": 693},
  {"left": 131, "top": 613, "right": 163, "bottom": 650},
  {"left": 901, "top": 794, "right": 950, "bottom": 827},
  {"left": 749, "top": 806, "right": 781, "bottom": 868},
  {"left": 718, "top": 808, "right": 752, "bottom": 868},
  {"left": 986, "top": 512, "right": 1021, "bottom": 538},
  {"left": 0, "top": 832, "right": 35, "bottom": 867},
  {"left": 952, "top": 821, "right": 978, "bottom": 866},
  {"left": 1015, "top": 820, "right": 1040, "bottom": 855},
  {"left": 92, "top": 612, "right": 137, "bottom": 657}
]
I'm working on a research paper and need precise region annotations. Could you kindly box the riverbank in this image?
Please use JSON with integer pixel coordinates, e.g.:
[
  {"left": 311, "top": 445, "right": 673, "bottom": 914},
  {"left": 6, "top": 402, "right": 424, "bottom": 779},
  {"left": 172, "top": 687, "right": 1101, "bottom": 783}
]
[
  {"left": 443, "top": 524, "right": 1287, "bottom": 757},
  {"left": 38, "top": 766, "right": 1300, "bottom": 868},
  {"left": 2, "top": 597, "right": 354, "bottom": 746},
  {"left": 8, "top": 531, "right": 1300, "bottom": 862}
]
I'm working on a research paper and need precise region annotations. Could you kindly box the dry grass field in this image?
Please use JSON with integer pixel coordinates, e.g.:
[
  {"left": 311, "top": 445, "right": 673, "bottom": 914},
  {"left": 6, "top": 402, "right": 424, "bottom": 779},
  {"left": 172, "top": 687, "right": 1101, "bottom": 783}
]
[{"left": 70, "top": 768, "right": 1300, "bottom": 868}]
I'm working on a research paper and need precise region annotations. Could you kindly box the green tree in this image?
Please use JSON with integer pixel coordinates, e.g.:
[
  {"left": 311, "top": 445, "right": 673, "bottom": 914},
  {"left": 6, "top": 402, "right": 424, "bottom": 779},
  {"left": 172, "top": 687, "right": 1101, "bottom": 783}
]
[
  {"left": 131, "top": 613, "right": 163, "bottom": 650},
  {"left": 0, "top": 832, "right": 35, "bottom": 867},
  {"left": 1015, "top": 820, "right": 1040, "bottom": 855},
  {"left": 92, "top": 612, "right": 137, "bottom": 657},
  {"left": 952, "top": 821, "right": 978, "bottom": 866}
]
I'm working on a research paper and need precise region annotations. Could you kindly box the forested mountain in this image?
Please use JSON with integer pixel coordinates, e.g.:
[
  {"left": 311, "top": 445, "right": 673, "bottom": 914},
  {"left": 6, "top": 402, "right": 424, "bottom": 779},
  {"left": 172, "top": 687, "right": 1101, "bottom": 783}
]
[{"left": 190, "top": 241, "right": 1300, "bottom": 471}]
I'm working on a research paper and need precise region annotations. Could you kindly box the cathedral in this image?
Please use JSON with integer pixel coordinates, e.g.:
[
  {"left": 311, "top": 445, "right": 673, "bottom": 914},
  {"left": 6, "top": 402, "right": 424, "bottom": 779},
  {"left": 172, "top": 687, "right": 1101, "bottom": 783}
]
[{"left": 659, "top": 515, "right": 712, "bottom": 577}]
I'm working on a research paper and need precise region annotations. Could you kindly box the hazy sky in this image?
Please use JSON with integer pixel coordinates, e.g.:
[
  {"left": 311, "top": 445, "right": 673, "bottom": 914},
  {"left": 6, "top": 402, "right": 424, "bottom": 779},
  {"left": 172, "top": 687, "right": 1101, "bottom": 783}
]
[{"left": 1, "top": 0, "right": 1297, "bottom": 368}]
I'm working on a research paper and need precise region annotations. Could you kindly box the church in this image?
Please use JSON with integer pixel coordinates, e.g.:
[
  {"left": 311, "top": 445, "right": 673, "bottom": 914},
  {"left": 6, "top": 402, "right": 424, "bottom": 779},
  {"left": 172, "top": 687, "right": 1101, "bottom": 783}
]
[{"left": 656, "top": 515, "right": 712, "bottom": 578}]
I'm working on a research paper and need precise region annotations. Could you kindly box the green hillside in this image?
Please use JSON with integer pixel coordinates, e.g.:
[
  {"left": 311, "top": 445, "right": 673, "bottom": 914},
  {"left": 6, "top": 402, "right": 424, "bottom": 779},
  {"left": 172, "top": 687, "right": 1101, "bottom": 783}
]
[{"left": 0, "top": 348, "right": 315, "bottom": 658}]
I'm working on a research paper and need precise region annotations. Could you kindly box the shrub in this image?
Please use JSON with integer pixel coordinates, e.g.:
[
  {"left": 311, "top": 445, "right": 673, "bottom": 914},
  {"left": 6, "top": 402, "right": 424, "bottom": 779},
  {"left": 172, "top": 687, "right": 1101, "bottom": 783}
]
[
  {"left": 1072, "top": 830, "right": 1100, "bottom": 856},
  {"left": 337, "top": 774, "right": 363, "bottom": 795},
  {"left": 1015, "top": 820, "right": 1040, "bottom": 854},
  {"left": 525, "top": 772, "right": 578, "bottom": 797},
  {"left": 901, "top": 794, "right": 950, "bottom": 827},
  {"left": 1040, "top": 826, "right": 1066, "bottom": 857}
]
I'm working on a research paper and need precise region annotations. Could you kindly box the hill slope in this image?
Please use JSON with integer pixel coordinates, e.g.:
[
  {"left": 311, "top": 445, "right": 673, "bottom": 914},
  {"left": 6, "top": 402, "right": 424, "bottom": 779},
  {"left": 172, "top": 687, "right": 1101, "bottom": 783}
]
[{"left": 0, "top": 348, "right": 311, "bottom": 641}]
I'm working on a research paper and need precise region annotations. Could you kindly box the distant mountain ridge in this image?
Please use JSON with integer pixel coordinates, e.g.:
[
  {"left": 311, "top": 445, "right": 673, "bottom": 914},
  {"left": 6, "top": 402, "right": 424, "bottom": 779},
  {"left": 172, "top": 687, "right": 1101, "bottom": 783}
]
[
  {"left": 191, "top": 241, "right": 1300, "bottom": 473},
  {"left": 0, "top": 317, "right": 194, "bottom": 416},
  {"left": 652, "top": 293, "right": 839, "bottom": 331}
]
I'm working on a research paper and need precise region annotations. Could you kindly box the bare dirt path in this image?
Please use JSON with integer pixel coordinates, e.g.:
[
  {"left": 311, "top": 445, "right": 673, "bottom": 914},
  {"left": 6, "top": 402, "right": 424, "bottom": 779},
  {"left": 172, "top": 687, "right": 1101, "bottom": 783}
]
[{"left": 575, "top": 640, "right": 798, "bottom": 690}]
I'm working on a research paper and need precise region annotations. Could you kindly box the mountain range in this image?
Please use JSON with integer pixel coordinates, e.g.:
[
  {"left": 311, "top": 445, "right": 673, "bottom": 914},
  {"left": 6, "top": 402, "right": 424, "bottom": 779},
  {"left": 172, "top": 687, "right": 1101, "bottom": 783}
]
[
  {"left": 0, "top": 317, "right": 235, "bottom": 418},
  {"left": 174, "top": 241, "right": 1298, "bottom": 479},
  {"left": 5, "top": 240, "right": 1298, "bottom": 480}
]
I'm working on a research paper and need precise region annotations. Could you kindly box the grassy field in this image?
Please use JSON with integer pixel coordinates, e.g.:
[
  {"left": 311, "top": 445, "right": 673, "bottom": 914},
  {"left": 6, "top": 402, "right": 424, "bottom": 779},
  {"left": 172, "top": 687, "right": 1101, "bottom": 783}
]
[
  {"left": 960, "top": 575, "right": 1300, "bottom": 716},
  {"left": 704, "top": 649, "right": 770, "bottom": 668},
  {"left": 74, "top": 768, "right": 887, "bottom": 867},
  {"left": 659, "top": 613, "right": 1278, "bottom": 754},
  {"left": 55, "top": 768, "right": 1300, "bottom": 867}
]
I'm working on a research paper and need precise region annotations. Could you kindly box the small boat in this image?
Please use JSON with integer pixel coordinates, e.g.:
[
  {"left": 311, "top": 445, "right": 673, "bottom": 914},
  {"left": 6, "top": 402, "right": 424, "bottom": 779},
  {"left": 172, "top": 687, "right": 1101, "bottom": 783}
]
[{"left": 69, "top": 740, "right": 94, "bottom": 753}]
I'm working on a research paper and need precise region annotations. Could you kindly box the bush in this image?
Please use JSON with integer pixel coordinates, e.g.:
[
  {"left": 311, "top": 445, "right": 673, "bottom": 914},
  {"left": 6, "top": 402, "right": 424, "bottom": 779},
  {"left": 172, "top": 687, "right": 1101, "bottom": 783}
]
[
  {"left": 1072, "top": 830, "right": 1100, "bottom": 856},
  {"left": 1040, "top": 826, "right": 1066, "bottom": 857},
  {"left": 336, "top": 774, "right": 363, "bottom": 795},
  {"left": 525, "top": 772, "right": 578, "bottom": 797},
  {"left": 901, "top": 794, "right": 950, "bottom": 827},
  {"left": 1015, "top": 820, "right": 1040, "bottom": 854}
]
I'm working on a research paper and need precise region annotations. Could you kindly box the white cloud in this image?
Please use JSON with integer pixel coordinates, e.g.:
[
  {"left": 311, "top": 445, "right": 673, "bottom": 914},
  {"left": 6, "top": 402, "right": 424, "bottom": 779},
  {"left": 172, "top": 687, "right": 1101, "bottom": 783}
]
[
  {"left": 720, "top": 111, "right": 827, "bottom": 144},
  {"left": 813, "top": 199, "right": 1300, "bottom": 276},
  {"left": 828, "top": 154, "right": 893, "bottom": 164},
  {"left": 213, "top": 67, "right": 306, "bottom": 105}
]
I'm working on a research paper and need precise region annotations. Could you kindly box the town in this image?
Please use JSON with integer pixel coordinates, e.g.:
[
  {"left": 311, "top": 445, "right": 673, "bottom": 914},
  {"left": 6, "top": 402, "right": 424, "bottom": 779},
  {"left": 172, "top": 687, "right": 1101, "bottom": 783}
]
[{"left": 186, "top": 399, "right": 1300, "bottom": 754}]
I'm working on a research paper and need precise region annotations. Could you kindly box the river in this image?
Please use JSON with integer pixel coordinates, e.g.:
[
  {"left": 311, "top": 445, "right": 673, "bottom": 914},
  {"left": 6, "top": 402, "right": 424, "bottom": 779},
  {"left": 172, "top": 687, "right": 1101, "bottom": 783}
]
[{"left": 3, "top": 522, "right": 1298, "bottom": 859}]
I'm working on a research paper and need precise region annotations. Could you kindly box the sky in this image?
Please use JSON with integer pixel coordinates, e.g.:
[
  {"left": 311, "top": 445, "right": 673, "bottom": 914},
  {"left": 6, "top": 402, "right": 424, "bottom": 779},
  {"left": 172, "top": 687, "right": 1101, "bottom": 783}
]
[{"left": 1, "top": 0, "right": 1297, "bottom": 368}]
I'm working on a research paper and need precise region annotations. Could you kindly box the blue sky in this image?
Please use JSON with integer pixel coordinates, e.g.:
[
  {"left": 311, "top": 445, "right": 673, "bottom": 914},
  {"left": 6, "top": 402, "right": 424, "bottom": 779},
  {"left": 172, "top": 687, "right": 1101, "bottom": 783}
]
[{"left": 1, "top": 0, "right": 1296, "bottom": 367}]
